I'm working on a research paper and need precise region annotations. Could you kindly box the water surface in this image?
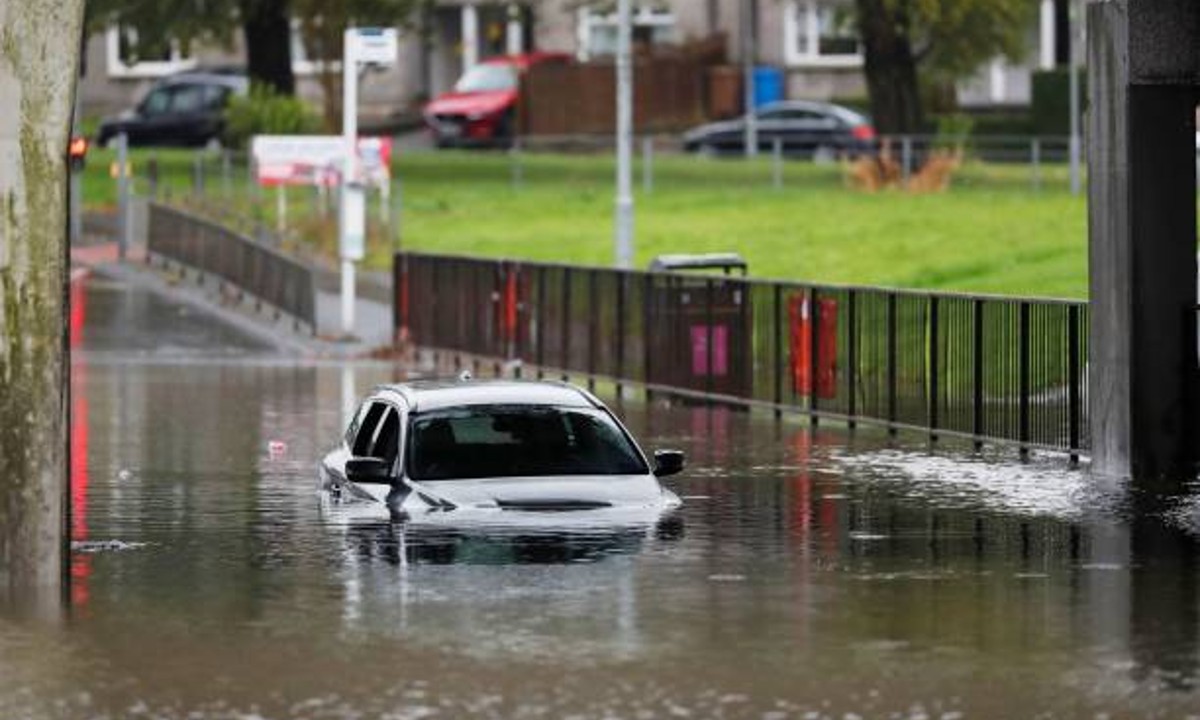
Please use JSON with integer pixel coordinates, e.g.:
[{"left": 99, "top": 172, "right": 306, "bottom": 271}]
[{"left": 3, "top": 277, "right": 1199, "bottom": 719}]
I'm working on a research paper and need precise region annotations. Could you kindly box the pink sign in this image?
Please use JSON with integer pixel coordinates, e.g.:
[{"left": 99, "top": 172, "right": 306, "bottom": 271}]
[{"left": 690, "top": 324, "right": 728, "bottom": 377}]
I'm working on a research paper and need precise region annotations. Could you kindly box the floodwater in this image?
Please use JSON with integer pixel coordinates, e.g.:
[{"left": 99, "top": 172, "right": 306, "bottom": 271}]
[{"left": 3, "top": 275, "right": 1200, "bottom": 719}]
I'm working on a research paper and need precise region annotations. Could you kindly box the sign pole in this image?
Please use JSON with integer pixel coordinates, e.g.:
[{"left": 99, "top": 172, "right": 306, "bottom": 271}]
[{"left": 614, "top": 0, "right": 634, "bottom": 269}]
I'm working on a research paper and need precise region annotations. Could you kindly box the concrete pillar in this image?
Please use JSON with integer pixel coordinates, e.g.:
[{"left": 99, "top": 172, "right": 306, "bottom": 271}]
[
  {"left": 1087, "top": 0, "right": 1200, "bottom": 485},
  {"left": 461, "top": 3, "right": 479, "bottom": 71},
  {"left": 0, "top": 0, "right": 85, "bottom": 603}
]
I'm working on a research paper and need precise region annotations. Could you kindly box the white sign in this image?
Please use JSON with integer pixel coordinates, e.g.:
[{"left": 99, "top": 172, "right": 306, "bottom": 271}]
[
  {"left": 251, "top": 135, "right": 392, "bottom": 187},
  {"left": 350, "top": 28, "right": 398, "bottom": 65}
]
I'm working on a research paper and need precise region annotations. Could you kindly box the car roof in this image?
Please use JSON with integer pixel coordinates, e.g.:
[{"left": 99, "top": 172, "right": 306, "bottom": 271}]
[
  {"left": 481, "top": 52, "right": 571, "bottom": 70},
  {"left": 758, "top": 100, "right": 869, "bottom": 124},
  {"left": 374, "top": 379, "right": 598, "bottom": 413},
  {"left": 154, "top": 72, "right": 249, "bottom": 91}
]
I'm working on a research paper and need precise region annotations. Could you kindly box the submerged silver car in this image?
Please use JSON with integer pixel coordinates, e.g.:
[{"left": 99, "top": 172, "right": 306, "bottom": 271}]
[{"left": 320, "top": 379, "right": 684, "bottom": 520}]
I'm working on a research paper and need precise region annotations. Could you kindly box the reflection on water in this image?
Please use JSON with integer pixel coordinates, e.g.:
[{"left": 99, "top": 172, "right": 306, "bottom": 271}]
[{"left": 2, "top": 278, "right": 1199, "bottom": 718}]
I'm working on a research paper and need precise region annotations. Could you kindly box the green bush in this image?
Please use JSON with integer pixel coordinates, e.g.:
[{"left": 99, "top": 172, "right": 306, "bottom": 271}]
[
  {"left": 1032, "top": 69, "right": 1085, "bottom": 137},
  {"left": 223, "top": 84, "right": 320, "bottom": 149}
]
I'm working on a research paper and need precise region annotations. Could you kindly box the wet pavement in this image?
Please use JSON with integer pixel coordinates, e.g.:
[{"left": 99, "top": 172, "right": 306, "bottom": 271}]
[{"left": 3, "top": 275, "right": 1200, "bottom": 719}]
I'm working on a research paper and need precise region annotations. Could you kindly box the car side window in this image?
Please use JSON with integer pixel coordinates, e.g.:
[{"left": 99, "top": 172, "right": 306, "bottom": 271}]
[
  {"left": 350, "top": 402, "right": 388, "bottom": 456},
  {"left": 170, "top": 84, "right": 206, "bottom": 114},
  {"left": 140, "top": 88, "right": 171, "bottom": 116},
  {"left": 202, "top": 85, "right": 230, "bottom": 111}
]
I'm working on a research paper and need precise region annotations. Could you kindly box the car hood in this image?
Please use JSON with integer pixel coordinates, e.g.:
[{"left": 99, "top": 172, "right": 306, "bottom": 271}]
[
  {"left": 351, "top": 474, "right": 677, "bottom": 511},
  {"left": 424, "top": 90, "right": 516, "bottom": 118}
]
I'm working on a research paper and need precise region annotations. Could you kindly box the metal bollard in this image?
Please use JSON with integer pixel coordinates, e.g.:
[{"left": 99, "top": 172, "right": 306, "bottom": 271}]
[
  {"left": 116, "top": 133, "right": 130, "bottom": 261},
  {"left": 772, "top": 137, "right": 783, "bottom": 190}
]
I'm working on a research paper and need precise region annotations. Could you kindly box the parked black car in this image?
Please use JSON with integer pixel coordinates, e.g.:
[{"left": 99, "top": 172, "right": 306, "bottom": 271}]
[
  {"left": 96, "top": 72, "right": 248, "bottom": 148},
  {"left": 682, "top": 100, "right": 876, "bottom": 159}
]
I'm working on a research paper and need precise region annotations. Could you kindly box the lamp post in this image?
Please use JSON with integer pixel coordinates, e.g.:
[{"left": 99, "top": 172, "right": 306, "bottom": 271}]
[{"left": 614, "top": 0, "right": 634, "bottom": 269}]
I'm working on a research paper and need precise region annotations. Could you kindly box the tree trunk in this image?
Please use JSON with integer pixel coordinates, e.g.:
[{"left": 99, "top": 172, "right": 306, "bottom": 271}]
[
  {"left": 241, "top": 0, "right": 295, "bottom": 94},
  {"left": 0, "top": 0, "right": 85, "bottom": 606},
  {"left": 855, "top": 0, "right": 923, "bottom": 135}
]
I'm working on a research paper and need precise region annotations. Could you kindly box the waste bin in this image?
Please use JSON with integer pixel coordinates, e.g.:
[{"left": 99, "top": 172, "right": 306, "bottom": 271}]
[
  {"left": 753, "top": 66, "right": 784, "bottom": 109},
  {"left": 646, "top": 254, "right": 753, "bottom": 399}
]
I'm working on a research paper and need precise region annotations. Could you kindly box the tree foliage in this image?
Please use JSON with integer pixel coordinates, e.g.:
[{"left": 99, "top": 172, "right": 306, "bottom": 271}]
[
  {"left": 854, "top": 0, "right": 1036, "bottom": 134},
  {"left": 85, "top": 0, "right": 426, "bottom": 109}
]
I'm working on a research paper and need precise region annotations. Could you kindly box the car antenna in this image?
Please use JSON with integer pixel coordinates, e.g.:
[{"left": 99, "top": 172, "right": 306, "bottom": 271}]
[{"left": 457, "top": 370, "right": 472, "bottom": 382}]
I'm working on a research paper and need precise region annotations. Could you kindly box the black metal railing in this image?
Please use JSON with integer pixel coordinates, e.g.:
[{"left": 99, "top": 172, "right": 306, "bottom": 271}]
[
  {"left": 148, "top": 202, "right": 318, "bottom": 333},
  {"left": 395, "top": 252, "right": 1090, "bottom": 456}
]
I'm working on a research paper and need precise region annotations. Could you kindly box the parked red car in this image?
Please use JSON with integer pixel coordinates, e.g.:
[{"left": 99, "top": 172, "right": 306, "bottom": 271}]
[{"left": 423, "top": 53, "right": 569, "bottom": 148}]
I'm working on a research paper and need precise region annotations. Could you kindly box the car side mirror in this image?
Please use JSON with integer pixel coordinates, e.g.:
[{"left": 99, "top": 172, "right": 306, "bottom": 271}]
[
  {"left": 653, "top": 449, "right": 685, "bottom": 478},
  {"left": 346, "top": 456, "right": 394, "bottom": 484}
]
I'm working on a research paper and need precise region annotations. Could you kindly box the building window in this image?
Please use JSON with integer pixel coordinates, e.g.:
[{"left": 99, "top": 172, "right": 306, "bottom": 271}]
[
  {"left": 105, "top": 25, "right": 197, "bottom": 78},
  {"left": 576, "top": 4, "right": 676, "bottom": 61},
  {"left": 783, "top": 0, "right": 862, "bottom": 68}
]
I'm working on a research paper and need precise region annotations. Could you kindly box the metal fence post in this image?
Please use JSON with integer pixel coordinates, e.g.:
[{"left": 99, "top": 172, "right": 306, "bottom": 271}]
[
  {"left": 146, "top": 154, "right": 159, "bottom": 200},
  {"left": 587, "top": 269, "right": 597, "bottom": 390},
  {"left": 901, "top": 136, "right": 913, "bottom": 186},
  {"left": 616, "top": 272, "right": 627, "bottom": 396},
  {"left": 972, "top": 299, "right": 985, "bottom": 448},
  {"left": 1030, "top": 137, "right": 1042, "bottom": 193},
  {"left": 643, "top": 273, "right": 653, "bottom": 400},
  {"left": 772, "top": 137, "right": 783, "bottom": 190},
  {"left": 809, "top": 287, "right": 820, "bottom": 422},
  {"left": 535, "top": 267, "right": 546, "bottom": 379},
  {"left": 192, "top": 152, "right": 204, "bottom": 197},
  {"left": 706, "top": 277, "right": 715, "bottom": 401},
  {"left": 887, "top": 292, "right": 898, "bottom": 433},
  {"left": 642, "top": 136, "right": 653, "bottom": 193},
  {"left": 510, "top": 137, "right": 523, "bottom": 190},
  {"left": 561, "top": 266, "right": 571, "bottom": 381},
  {"left": 222, "top": 149, "right": 232, "bottom": 199},
  {"left": 847, "top": 290, "right": 857, "bottom": 428},
  {"left": 1068, "top": 305, "right": 1081, "bottom": 461},
  {"left": 1018, "top": 302, "right": 1031, "bottom": 455},
  {"left": 928, "top": 295, "right": 939, "bottom": 439},
  {"left": 773, "top": 283, "right": 783, "bottom": 418}
]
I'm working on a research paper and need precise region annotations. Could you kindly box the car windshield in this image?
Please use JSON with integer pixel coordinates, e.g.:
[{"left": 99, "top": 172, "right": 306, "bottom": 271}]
[
  {"left": 453, "top": 64, "right": 517, "bottom": 93},
  {"left": 407, "top": 405, "right": 648, "bottom": 480}
]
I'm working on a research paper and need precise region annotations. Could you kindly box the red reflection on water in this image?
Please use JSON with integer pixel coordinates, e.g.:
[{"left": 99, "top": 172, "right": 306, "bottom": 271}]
[{"left": 69, "top": 272, "right": 91, "bottom": 611}]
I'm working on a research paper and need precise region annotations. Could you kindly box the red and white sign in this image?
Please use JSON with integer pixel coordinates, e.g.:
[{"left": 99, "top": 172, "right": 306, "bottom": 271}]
[{"left": 251, "top": 135, "right": 392, "bottom": 188}]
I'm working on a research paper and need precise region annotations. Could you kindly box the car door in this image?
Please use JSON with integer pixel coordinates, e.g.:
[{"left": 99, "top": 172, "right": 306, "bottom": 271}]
[
  {"left": 785, "top": 108, "right": 842, "bottom": 155},
  {"left": 163, "top": 83, "right": 209, "bottom": 146},
  {"left": 131, "top": 86, "right": 174, "bottom": 145},
  {"left": 755, "top": 107, "right": 790, "bottom": 153}
]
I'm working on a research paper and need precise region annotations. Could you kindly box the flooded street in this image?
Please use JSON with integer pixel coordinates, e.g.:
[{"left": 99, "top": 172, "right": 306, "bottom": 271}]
[{"left": 3, "top": 276, "right": 1199, "bottom": 719}]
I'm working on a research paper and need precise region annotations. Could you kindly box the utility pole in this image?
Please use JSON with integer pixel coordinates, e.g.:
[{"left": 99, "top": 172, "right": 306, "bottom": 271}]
[
  {"left": 0, "top": 0, "right": 86, "bottom": 603},
  {"left": 742, "top": 0, "right": 758, "bottom": 157},
  {"left": 614, "top": 0, "right": 634, "bottom": 269},
  {"left": 1068, "top": 0, "right": 1082, "bottom": 196}
]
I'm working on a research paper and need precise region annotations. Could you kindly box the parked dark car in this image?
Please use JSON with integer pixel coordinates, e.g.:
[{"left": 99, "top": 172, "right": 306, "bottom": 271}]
[
  {"left": 96, "top": 72, "right": 248, "bottom": 148},
  {"left": 423, "top": 52, "right": 569, "bottom": 149},
  {"left": 682, "top": 100, "right": 876, "bottom": 159}
]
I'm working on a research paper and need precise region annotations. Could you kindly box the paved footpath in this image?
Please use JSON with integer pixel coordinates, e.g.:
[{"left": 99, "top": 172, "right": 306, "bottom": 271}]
[{"left": 71, "top": 241, "right": 395, "bottom": 359}]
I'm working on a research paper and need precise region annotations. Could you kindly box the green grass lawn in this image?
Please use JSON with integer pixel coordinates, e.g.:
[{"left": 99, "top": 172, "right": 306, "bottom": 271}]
[{"left": 82, "top": 147, "right": 1088, "bottom": 299}]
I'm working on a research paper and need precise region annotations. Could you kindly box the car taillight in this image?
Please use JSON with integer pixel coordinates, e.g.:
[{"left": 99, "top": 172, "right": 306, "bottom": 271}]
[
  {"left": 68, "top": 136, "right": 88, "bottom": 171},
  {"left": 852, "top": 124, "right": 876, "bottom": 141}
]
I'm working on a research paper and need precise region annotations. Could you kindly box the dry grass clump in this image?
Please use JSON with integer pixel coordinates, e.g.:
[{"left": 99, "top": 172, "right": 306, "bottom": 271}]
[{"left": 844, "top": 139, "right": 963, "bottom": 193}]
